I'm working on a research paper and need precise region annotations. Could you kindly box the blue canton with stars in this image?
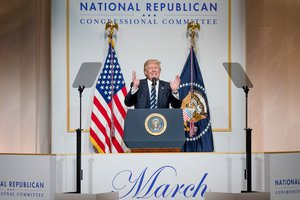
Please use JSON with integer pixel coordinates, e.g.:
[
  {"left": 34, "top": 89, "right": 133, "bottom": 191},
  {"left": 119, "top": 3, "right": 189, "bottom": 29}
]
[{"left": 96, "top": 45, "right": 126, "bottom": 103}]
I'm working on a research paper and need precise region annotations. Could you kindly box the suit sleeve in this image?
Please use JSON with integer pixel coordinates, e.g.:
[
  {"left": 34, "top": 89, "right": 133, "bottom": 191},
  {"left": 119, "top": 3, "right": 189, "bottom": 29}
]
[
  {"left": 162, "top": 81, "right": 182, "bottom": 108},
  {"left": 170, "top": 93, "right": 182, "bottom": 108},
  {"left": 124, "top": 88, "right": 137, "bottom": 107}
]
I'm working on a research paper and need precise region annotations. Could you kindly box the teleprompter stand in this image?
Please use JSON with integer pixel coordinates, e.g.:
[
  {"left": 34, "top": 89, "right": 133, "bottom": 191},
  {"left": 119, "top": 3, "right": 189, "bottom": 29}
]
[
  {"left": 223, "top": 62, "right": 254, "bottom": 193},
  {"left": 205, "top": 63, "right": 269, "bottom": 200},
  {"left": 71, "top": 62, "right": 101, "bottom": 193}
]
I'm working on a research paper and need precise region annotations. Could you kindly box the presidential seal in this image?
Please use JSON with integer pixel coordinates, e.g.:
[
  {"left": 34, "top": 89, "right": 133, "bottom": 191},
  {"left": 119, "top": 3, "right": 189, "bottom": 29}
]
[
  {"left": 181, "top": 90, "right": 208, "bottom": 131},
  {"left": 144, "top": 113, "right": 167, "bottom": 136}
]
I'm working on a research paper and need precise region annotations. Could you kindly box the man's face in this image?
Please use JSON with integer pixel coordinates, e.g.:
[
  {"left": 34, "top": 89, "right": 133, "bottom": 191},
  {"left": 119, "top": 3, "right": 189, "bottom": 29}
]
[{"left": 144, "top": 62, "right": 161, "bottom": 81}]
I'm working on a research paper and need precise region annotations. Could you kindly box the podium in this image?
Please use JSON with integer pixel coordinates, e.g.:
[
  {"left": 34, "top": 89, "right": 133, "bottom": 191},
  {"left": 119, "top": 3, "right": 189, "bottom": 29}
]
[{"left": 124, "top": 109, "right": 185, "bottom": 152}]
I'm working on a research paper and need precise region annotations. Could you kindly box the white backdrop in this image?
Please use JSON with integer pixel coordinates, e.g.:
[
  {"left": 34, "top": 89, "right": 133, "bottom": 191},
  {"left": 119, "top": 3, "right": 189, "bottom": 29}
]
[{"left": 51, "top": 0, "right": 246, "bottom": 153}]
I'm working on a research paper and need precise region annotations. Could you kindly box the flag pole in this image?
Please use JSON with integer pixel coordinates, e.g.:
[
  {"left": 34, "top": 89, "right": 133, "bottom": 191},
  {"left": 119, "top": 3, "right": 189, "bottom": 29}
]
[
  {"left": 187, "top": 21, "right": 200, "bottom": 49},
  {"left": 187, "top": 21, "right": 200, "bottom": 93},
  {"left": 184, "top": 21, "right": 201, "bottom": 136},
  {"left": 105, "top": 21, "right": 118, "bottom": 152},
  {"left": 105, "top": 21, "right": 118, "bottom": 48}
]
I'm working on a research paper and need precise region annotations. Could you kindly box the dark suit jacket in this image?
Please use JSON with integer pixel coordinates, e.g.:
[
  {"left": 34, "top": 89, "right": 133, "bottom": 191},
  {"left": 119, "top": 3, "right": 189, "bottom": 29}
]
[{"left": 124, "top": 78, "right": 181, "bottom": 109}]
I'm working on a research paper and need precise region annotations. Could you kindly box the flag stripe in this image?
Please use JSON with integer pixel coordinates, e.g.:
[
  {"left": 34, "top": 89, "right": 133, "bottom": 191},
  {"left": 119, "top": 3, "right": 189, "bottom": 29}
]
[
  {"left": 91, "top": 99, "right": 112, "bottom": 152},
  {"left": 90, "top": 128, "right": 105, "bottom": 153},
  {"left": 93, "top": 93, "right": 112, "bottom": 128},
  {"left": 91, "top": 113, "right": 111, "bottom": 152},
  {"left": 110, "top": 95, "right": 125, "bottom": 152},
  {"left": 112, "top": 113, "right": 124, "bottom": 139},
  {"left": 113, "top": 88, "right": 127, "bottom": 118}
]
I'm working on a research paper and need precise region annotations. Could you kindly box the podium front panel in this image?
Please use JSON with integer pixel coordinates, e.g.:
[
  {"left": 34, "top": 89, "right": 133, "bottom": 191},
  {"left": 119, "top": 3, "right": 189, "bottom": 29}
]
[{"left": 124, "top": 109, "right": 185, "bottom": 149}]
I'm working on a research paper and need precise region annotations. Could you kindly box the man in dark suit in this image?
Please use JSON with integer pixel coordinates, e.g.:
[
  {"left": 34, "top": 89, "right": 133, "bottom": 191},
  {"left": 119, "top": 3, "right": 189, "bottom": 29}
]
[{"left": 124, "top": 59, "right": 181, "bottom": 109}]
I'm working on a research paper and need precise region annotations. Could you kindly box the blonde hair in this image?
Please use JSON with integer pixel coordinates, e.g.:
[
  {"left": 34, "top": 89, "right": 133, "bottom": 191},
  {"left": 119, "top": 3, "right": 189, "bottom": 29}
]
[{"left": 143, "top": 59, "right": 161, "bottom": 71}]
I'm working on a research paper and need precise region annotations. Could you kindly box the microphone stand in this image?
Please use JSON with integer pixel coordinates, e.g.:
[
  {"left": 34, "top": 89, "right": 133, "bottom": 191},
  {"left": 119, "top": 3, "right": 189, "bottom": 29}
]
[{"left": 152, "top": 77, "right": 157, "bottom": 86}]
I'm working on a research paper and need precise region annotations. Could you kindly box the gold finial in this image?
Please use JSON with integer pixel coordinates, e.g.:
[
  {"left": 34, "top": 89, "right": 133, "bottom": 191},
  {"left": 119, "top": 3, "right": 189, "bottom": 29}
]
[
  {"left": 187, "top": 21, "right": 200, "bottom": 47},
  {"left": 105, "top": 21, "right": 118, "bottom": 46}
]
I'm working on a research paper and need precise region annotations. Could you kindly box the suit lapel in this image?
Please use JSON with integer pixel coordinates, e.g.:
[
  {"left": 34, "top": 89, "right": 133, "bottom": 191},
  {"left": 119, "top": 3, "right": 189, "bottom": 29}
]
[
  {"left": 143, "top": 79, "right": 151, "bottom": 108},
  {"left": 157, "top": 81, "right": 166, "bottom": 108}
]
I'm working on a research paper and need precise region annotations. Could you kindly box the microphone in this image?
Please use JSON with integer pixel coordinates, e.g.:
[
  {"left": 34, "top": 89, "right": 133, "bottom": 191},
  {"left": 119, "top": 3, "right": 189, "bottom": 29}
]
[{"left": 152, "top": 77, "right": 157, "bottom": 86}]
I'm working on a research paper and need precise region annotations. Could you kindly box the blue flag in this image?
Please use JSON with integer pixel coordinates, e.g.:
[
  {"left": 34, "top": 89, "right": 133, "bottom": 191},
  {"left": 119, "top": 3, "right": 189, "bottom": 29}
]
[{"left": 178, "top": 47, "right": 214, "bottom": 152}]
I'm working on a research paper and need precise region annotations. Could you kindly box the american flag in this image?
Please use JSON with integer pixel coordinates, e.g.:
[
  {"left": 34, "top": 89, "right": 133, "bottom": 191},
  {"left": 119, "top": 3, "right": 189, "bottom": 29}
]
[
  {"left": 90, "top": 44, "right": 128, "bottom": 153},
  {"left": 182, "top": 107, "right": 193, "bottom": 121}
]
